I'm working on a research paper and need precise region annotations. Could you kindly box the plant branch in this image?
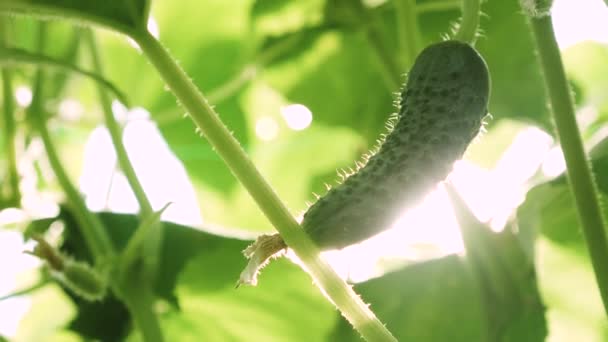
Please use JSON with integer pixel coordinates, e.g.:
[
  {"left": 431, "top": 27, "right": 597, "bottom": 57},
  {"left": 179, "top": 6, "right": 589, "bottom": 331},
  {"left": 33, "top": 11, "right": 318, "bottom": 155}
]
[
  {"left": 454, "top": 0, "right": 481, "bottom": 44},
  {"left": 84, "top": 29, "right": 153, "bottom": 216},
  {"left": 528, "top": 14, "right": 608, "bottom": 316},
  {"left": 0, "top": 18, "right": 20, "bottom": 206},
  {"left": 28, "top": 24, "right": 114, "bottom": 262},
  {"left": 85, "top": 29, "right": 164, "bottom": 341},
  {"left": 131, "top": 29, "right": 396, "bottom": 342},
  {"left": 394, "top": 0, "right": 421, "bottom": 69},
  {"left": 120, "top": 272, "right": 164, "bottom": 342}
]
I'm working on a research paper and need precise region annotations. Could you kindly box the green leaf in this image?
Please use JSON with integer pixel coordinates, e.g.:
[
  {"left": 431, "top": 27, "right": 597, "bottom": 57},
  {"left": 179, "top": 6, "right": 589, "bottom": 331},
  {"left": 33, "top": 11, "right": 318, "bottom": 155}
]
[
  {"left": 34, "top": 207, "right": 337, "bottom": 341},
  {"left": 0, "top": 46, "right": 128, "bottom": 105},
  {"left": 257, "top": 26, "right": 329, "bottom": 66},
  {"left": 331, "top": 256, "right": 485, "bottom": 341},
  {"left": 518, "top": 144, "right": 608, "bottom": 256},
  {"left": 250, "top": 0, "right": 325, "bottom": 36},
  {"left": 448, "top": 186, "right": 546, "bottom": 341},
  {"left": 225, "top": 123, "right": 365, "bottom": 231},
  {"left": 31, "top": 207, "right": 253, "bottom": 340},
  {"left": 323, "top": 0, "right": 367, "bottom": 30},
  {"left": 164, "top": 257, "right": 335, "bottom": 341},
  {"left": 262, "top": 30, "right": 395, "bottom": 145},
  {"left": 0, "top": 0, "right": 149, "bottom": 35},
  {"left": 562, "top": 42, "right": 608, "bottom": 119},
  {"left": 472, "top": 0, "right": 551, "bottom": 130}
]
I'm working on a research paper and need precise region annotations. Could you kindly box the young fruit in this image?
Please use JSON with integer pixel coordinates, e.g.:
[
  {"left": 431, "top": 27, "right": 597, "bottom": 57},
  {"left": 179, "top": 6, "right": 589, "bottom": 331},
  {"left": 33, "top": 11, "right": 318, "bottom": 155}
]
[
  {"left": 27, "top": 236, "right": 107, "bottom": 301},
  {"left": 241, "top": 40, "right": 490, "bottom": 285}
]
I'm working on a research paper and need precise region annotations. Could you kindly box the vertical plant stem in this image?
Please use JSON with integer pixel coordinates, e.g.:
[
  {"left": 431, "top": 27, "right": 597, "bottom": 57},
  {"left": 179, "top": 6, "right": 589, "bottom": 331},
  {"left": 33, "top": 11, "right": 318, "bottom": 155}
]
[
  {"left": 0, "top": 18, "right": 21, "bottom": 206},
  {"left": 84, "top": 30, "right": 164, "bottom": 341},
  {"left": 132, "top": 30, "right": 397, "bottom": 342},
  {"left": 121, "top": 273, "right": 164, "bottom": 342},
  {"left": 84, "top": 30, "right": 152, "bottom": 216},
  {"left": 529, "top": 15, "right": 608, "bottom": 316},
  {"left": 1, "top": 69, "right": 20, "bottom": 205},
  {"left": 84, "top": 29, "right": 164, "bottom": 280},
  {"left": 394, "top": 0, "right": 421, "bottom": 68},
  {"left": 28, "top": 24, "right": 114, "bottom": 262},
  {"left": 454, "top": 0, "right": 481, "bottom": 44}
]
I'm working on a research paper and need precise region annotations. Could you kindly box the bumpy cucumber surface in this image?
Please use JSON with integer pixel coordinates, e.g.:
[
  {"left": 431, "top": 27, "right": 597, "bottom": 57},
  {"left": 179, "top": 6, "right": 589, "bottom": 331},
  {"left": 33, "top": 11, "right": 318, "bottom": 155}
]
[{"left": 302, "top": 40, "right": 490, "bottom": 249}]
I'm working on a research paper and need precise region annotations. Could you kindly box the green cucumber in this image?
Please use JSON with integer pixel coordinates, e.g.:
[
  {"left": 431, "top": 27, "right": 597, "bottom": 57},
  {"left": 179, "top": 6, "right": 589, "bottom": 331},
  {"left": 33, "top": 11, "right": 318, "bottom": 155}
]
[
  {"left": 240, "top": 40, "right": 490, "bottom": 285},
  {"left": 304, "top": 41, "right": 490, "bottom": 249}
]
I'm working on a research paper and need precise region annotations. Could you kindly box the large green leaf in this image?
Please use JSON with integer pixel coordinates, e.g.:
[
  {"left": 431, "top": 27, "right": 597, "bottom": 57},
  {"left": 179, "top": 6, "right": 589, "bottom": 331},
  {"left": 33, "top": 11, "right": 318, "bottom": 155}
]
[
  {"left": 331, "top": 256, "right": 485, "bottom": 341},
  {"left": 28, "top": 208, "right": 253, "bottom": 340},
  {"left": 163, "top": 257, "right": 335, "bottom": 341},
  {"left": 0, "top": 0, "right": 149, "bottom": 35},
  {"left": 28, "top": 207, "right": 337, "bottom": 341}
]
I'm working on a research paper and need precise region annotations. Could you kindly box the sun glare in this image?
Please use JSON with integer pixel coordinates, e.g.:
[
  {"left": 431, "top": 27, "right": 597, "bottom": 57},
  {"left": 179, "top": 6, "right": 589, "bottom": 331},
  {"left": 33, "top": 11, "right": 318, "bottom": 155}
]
[{"left": 281, "top": 104, "right": 313, "bottom": 131}]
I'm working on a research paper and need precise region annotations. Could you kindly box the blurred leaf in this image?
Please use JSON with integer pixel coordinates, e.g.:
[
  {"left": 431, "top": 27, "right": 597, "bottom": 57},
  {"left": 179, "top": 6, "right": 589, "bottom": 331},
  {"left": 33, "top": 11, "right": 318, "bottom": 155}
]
[
  {"left": 536, "top": 239, "right": 608, "bottom": 341},
  {"left": 99, "top": 0, "right": 253, "bottom": 192},
  {"left": 474, "top": 1, "right": 550, "bottom": 130},
  {"left": 518, "top": 181, "right": 585, "bottom": 254},
  {"left": 331, "top": 256, "right": 484, "bottom": 341},
  {"left": 449, "top": 186, "right": 546, "bottom": 341},
  {"left": 518, "top": 148, "right": 608, "bottom": 256},
  {"left": 14, "top": 285, "right": 77, "bottom": 342},
  {"left": 0, "top": 0, "right": 149, "bottom": 34},
  {"left": 323, "top": 0, "right": 367, "bottom": 29},
  {"left": 257, "top": 26, "right": 329, "bottom": 66},
  {"left": 563, "top": 42, "right": 608, "bottom": 109},
  {"left": 31, "top": 207, "right": 253, "bottom": 340},
  {"left": 164, "top": 257, "right": 335, "bottom": 341},
  {"left": 227, "top": 123, "right": 365, "bottom": 231},
  {"left": 250, "top": 0, "right": 325, "bottom": 36},
  {"left": 263, "top": 30, "right": 395, "bottom": 145},
  {"left": 0, "top": 46, "right": 128, "bottom": 104}
]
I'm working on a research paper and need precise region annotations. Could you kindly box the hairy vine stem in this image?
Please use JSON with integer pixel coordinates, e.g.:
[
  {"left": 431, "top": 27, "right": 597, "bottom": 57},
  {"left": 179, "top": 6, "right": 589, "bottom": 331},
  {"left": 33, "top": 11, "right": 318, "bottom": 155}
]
[
  {"left": 132, "top": 29, "right": 397, "bottom": 342},
  {"left": 454, "top": 0, "right": 481, "bottom": 44},
  {"left": 528, "top": 14, "right": 608, "bottom": 316}
]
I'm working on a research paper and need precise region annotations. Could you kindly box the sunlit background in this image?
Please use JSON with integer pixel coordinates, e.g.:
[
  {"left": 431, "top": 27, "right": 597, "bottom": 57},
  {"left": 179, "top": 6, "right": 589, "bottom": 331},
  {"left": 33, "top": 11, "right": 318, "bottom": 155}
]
[{"left": 1, "top": 0, "right": 608, "bottom": 340}]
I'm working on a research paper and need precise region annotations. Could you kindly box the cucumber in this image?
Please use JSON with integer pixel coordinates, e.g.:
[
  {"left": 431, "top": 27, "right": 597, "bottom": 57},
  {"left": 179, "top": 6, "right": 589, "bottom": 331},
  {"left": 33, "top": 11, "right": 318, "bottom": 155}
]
[
  {"left": 304, "top": 41, "right": 490, "bottom": 249},
  {"left": 240, "top": 40, "right": 490, "bottom": 285}
]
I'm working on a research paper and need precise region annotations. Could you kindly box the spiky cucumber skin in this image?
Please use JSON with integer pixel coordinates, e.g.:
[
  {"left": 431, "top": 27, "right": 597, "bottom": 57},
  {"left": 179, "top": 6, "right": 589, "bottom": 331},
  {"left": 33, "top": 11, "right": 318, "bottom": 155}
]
[{"left": 302, "top": 40, "right": 490, "bottom": 250}]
